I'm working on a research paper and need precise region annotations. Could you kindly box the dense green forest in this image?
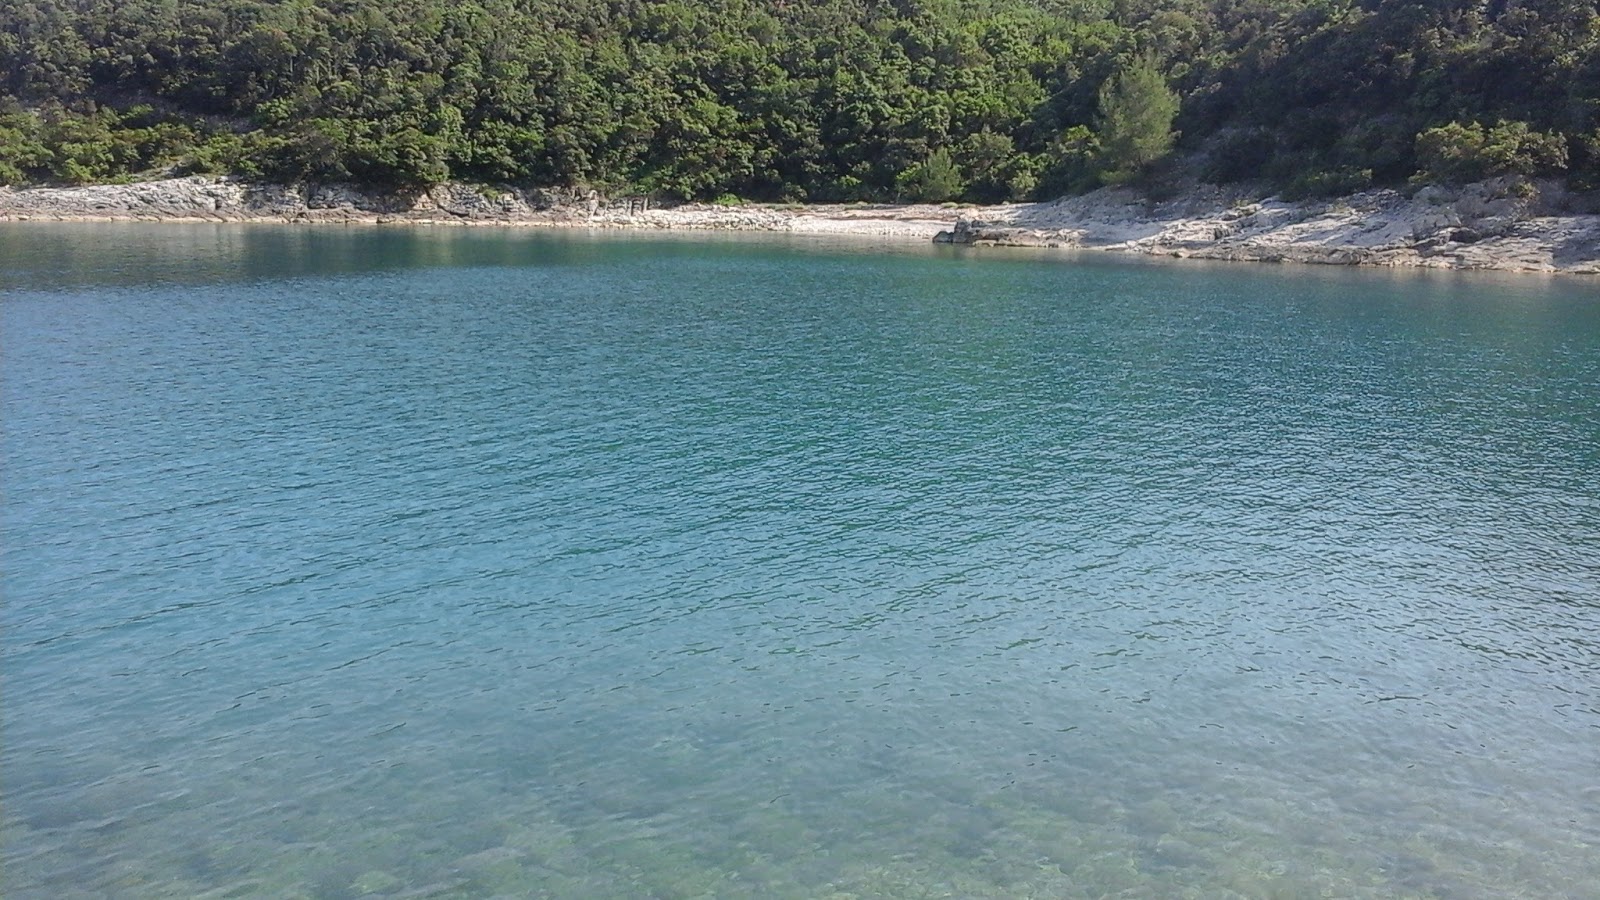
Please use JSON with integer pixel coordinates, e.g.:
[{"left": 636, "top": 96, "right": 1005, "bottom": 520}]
[{"left": 2, "top": 0, "right": 1597, "bottom": 201}]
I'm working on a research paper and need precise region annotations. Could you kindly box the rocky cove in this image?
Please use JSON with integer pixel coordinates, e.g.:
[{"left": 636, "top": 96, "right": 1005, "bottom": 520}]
[{"left": 2, "top": 176, "right": 1596, "bottom": 274}]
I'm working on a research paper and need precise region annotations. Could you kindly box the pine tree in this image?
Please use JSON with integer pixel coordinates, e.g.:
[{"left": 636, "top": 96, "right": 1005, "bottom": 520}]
[{"left": 1094, "top": 54, "right": 1179, "bottom": 185}]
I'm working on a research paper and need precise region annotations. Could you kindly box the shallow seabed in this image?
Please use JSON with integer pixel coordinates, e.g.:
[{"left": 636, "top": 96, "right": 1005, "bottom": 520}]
[{"left": 3, "top": 225, "right": 1598, "bottom": 899}]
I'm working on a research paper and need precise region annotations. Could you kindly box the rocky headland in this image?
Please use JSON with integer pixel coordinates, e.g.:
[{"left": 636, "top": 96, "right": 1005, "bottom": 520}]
[{"left": 2, "top": 176, "right": 1595, "bottom": 274}]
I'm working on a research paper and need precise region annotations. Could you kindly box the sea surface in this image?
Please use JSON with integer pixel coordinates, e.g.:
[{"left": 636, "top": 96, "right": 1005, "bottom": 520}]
[{"left": 3, "top": 224, "right": 1597, "bottom": 899}]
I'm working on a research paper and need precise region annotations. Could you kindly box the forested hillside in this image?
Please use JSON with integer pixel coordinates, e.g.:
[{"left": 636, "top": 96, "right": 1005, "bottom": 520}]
[{"left": 2, "top": 0, "right": 1597, "bottom": 200}]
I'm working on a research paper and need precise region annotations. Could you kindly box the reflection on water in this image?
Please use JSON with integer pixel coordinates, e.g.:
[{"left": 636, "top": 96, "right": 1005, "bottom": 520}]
[{"left": 3, "top": 225, "right": 1598, "bottom": 898}]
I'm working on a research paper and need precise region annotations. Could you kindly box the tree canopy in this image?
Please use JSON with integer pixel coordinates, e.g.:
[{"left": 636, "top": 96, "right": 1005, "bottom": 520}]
[{"left": 1, "top": 0, "right": 1596, "bottom": 198}]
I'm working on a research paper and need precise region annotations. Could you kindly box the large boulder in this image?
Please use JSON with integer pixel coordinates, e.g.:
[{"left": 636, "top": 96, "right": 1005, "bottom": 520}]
[{"left": 933, "top": 218, "right": 1007, "bottom": 244}]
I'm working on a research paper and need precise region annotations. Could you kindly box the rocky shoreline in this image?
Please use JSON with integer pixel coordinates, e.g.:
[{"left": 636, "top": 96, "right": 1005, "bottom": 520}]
[{"left": 2, "top": 176, "right": 1596, "bottom": 274}]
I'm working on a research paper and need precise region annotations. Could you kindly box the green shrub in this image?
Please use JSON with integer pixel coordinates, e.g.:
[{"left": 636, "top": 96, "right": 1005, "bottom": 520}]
[
  {"left": 1413, "top": 120, "right": 1568, "bottom": 184},
  {"left": 896, "top": 148, "right": 963, "bottom": 203},
  {"left": 0, "top": 111, "right": 52, "bottom": 184}
]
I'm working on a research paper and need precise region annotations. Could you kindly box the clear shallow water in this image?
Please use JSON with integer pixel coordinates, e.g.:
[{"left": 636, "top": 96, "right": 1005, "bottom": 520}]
[{"left": 3, "top": 224, "right": 1598, "bottom": 899}]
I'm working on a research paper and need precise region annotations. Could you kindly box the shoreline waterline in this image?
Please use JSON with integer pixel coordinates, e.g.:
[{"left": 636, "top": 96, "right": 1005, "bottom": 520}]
[{"left": 3, "top": 176, "right": 1597, "bottom": 275}]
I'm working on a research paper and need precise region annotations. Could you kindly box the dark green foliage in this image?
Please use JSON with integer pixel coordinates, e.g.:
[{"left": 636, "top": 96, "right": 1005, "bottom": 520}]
[
  {"left": 1168, "top": 0, "right": 1598, "bottom": 192},
  {"left": 0, "top": 0, "right": 1137, "bottom": 198},
  {"left": 1281, "top": 166, "right": 1373, "bottom": 201},
  {"left": 1037, "top": 124, "right": 1102, "bottom": 196},
  {"left": 1200, "top": 127, "right": 1275, "bottom": 184},
  {"left": 1573, "top": 129, "right": 1600, "bottom": 190},
  {"left": 1, "top": 0, "right": 1595, "bottom": 198}
]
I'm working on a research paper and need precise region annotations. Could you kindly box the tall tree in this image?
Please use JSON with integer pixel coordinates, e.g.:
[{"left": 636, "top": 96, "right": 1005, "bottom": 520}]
[{"left": 1094, "top": 52, "right": 1178, "bottom": 184}]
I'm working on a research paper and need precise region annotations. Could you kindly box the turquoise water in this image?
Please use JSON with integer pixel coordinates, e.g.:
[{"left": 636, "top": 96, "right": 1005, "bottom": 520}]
[{"left": 3, "top": 224, "right": 1597, "bottom": 899}]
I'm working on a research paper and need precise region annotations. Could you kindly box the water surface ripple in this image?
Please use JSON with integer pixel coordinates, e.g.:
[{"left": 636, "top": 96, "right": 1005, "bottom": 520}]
[{"left": 3, "top": 225, "right": 1598, "bottom": 898}]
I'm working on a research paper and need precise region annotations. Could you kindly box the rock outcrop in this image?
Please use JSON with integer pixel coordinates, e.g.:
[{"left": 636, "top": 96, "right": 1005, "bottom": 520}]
[{"left": 948, "top": 178, "right": 1600, "bottom": 274}]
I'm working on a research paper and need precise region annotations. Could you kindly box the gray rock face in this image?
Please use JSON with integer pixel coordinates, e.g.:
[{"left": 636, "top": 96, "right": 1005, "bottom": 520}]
[{"left": 932, "top": 218, "right": 1009, "bottom": 245}]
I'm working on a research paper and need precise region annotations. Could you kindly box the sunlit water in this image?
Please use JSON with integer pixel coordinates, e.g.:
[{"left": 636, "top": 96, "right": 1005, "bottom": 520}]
[{"left": 3, "top": 224, "right": 1597, "bottom": 899}]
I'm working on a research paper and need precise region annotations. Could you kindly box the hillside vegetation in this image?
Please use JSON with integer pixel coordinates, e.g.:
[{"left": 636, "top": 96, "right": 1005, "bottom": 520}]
[{"left": 2, "top": 0, "right": 1597, "bottom": 201}]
